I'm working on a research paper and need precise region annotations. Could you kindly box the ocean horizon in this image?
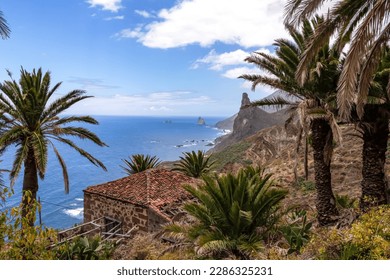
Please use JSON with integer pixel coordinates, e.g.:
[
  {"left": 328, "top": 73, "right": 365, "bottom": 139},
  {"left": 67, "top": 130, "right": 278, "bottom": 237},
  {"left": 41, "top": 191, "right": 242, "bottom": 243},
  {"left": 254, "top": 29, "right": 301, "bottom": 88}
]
[{"left": 0, "top": 115, "right": 227, "bottom": 229}]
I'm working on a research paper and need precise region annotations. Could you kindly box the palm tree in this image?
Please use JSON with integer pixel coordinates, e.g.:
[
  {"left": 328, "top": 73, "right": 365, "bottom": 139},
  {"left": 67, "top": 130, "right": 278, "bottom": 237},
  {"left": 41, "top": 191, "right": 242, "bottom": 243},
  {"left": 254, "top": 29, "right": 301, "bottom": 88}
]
[
  {"left": 166, "top": 166, "right": 287, "bottom": 259},
  {"left": 285, "top": 1, "right": 390, "bottom": 209},
  {"left": 285, "top": 0, "right": 390, "bottom": 120},
  {"left": 240, "top": 17, "right": 342, "bottom": 226},
  {"left": 0, "top": 10, "right": 10, "bottom": 39},
  {"left": 121, "top": 154, "right": 161, "bottom": 175},
  {"left": 356, "top": 48, "right": 390, "bottom": 209},
  {"left": 172, "top": 150, "right": 214, "bottom": 178},
  {"left": 0, "top": 68, "right": 107, "bottom": 221}
]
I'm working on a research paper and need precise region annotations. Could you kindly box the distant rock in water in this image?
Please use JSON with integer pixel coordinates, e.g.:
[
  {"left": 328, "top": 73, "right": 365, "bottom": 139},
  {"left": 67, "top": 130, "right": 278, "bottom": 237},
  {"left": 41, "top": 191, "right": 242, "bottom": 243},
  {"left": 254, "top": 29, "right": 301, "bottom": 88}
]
[
  {"left": 197, "top": 117, "right": 206, "bottom": 125},
  {"left": 212, "top": 92, "right": 287, "bottom": 151}
]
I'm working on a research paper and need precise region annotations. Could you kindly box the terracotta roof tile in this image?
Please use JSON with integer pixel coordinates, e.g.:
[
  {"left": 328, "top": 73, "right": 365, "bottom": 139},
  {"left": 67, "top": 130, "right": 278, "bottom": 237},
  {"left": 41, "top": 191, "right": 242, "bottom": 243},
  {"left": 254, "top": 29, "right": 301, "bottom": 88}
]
[{"left": 84, "top": 169, "right": 198, "bottom": 212}]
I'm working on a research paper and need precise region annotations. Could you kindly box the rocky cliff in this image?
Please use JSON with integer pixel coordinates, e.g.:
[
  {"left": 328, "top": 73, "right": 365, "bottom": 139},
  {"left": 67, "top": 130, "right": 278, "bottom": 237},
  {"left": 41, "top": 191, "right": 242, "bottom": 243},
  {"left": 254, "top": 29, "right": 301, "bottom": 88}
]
[{"left": 213, "top": 92, "right": 287, "bottom": 151}]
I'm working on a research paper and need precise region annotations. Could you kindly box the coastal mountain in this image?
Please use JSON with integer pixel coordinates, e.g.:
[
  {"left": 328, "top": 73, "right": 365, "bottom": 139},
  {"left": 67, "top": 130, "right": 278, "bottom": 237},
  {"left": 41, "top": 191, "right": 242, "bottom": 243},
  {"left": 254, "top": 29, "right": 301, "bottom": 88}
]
[
  {"left": 215, "top": 114, "right": 236, "bottom": 131},
  {"left": 213, "top": 92, "right": 287, "bottom": 151}
]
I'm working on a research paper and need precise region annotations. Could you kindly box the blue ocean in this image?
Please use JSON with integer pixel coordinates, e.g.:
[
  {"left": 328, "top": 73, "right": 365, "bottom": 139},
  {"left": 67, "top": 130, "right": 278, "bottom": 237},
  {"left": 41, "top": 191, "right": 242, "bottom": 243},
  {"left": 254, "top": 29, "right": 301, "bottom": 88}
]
[{"left": 0, "top": 116, "right": 226, "bottom": 229}]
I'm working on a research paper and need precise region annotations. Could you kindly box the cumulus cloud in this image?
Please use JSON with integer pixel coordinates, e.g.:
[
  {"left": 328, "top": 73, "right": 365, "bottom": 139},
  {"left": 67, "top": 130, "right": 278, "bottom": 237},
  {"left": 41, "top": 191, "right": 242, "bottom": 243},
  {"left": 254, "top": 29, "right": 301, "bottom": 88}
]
[
  {"left": 192, "top": 49, "right": 249, "bottom": 70},
  {"left": 117, "top": 0, "right": 287, "bottom": 49},
  {"left": 87, "top": 0, "right": 122, "bottom": 12},
  {"left": 193, "top": 48, "right": 271, "bottom": 71},
  {"left": 135, "top": 10, "right": 154, "bottom": 18},
  {"left": 222, "top": 67, "right": 261, "bottom": 79},
  {"left": 115, "top": 26, "right": 144, "bottom": 39}
]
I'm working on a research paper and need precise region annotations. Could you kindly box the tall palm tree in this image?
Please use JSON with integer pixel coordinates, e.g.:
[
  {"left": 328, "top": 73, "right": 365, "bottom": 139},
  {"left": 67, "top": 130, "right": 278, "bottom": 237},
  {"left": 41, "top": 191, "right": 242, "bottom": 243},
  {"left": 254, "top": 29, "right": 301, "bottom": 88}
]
[
  {"left": 166, "top": 166, "right": 287, "bottom": 259},
  {"left": 240, "top": 17, "right": 342, "bottom": 226},
  {"left": 172, "top": 150, "right": 215, "bottom": 178},
  {"left": 285, "top": 0, "right": 390, "bottom": 120},
  {"left": 0, "top": 10, "right": 10, "bottom": 39},
  {"left": 121, "top": 154, "right": 161, "bottom": 175},
  {"left": 357, "top": 48, "right": 390, "bottom": 209},
  {"left": 285, "top": 0, "right": 390, "bottom": 209},
  {"left": 0, "top": 68, "right": 107, "bottom": 220}
]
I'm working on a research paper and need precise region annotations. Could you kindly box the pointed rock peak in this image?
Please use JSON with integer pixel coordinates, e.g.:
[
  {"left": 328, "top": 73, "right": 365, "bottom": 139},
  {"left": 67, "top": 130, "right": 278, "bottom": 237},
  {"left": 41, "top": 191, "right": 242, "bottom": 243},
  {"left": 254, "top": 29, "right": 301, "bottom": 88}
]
[{"left": 241, "top": 92, "right": 251, "bottom": 107}]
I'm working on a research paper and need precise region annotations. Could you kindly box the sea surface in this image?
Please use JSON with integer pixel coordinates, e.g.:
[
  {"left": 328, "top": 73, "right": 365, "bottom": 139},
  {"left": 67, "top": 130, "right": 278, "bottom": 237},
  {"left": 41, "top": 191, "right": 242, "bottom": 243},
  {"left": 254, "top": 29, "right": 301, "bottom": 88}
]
[{"left": 0, "top": 116, "right": 226, "bottom": 229}]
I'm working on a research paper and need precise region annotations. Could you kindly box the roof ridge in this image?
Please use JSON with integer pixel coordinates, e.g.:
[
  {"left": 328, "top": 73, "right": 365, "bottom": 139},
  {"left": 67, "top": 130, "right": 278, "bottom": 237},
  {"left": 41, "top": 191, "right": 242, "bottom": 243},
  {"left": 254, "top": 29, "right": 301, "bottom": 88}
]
[{"left": 146, "top": 169, "right": 151, "bottom": 204}]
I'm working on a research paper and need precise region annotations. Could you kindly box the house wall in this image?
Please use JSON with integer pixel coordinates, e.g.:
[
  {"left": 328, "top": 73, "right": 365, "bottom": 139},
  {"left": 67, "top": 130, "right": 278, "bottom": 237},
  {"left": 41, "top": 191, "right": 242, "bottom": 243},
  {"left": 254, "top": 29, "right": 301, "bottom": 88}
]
[
  {"left": 84, "top": 192, "right": 149, "bottom": 232},
  {"left": 147, "top": 209, "right": 170, "bottom": 232}
]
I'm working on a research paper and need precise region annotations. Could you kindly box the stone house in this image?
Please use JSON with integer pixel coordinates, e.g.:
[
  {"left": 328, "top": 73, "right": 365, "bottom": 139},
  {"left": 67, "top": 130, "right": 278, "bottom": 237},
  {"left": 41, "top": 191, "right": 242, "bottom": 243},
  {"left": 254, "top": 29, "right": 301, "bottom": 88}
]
[{"left": 83, "top": 169, "right": 198, "bottom": 233}]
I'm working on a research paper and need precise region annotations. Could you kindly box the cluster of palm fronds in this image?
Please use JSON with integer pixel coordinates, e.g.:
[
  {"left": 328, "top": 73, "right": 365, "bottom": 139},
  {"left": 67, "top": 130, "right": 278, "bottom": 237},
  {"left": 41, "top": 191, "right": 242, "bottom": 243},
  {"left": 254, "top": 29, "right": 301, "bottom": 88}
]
[{"left": 239, "top": 0, "right": 390, "bottom": 225}]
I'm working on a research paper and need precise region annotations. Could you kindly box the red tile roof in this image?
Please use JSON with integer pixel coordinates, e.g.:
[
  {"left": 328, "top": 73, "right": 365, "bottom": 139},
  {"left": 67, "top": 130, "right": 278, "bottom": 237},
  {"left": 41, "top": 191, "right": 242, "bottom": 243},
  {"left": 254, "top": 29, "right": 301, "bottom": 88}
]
[{"left": 84, "top": 169, "right": 198, "bottom": 215}]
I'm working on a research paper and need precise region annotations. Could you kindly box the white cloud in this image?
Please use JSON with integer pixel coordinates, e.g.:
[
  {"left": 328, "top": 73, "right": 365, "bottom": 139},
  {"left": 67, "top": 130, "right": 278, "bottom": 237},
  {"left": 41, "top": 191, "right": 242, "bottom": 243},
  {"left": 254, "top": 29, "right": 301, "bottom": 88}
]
[
  {"left": 87, "top": 0, "right": 122, "bottom": 12},
  {"left": 193, "top": 48, "right": 271, "bottom": 71},
  {"left": 63, "top": 91, "right": 215, "bottom": 116},
  {"left": 104, "top": 15, "right": 124, "bottom": 21},
  {"left": 222, "top": 67, "right": 260, "bottom": 79},
  {"left": 135, "top": 10, "right": 154, "bottom": 19},
  {"left": 193, "top": 49, "right": 249, "bottom": 70},
  {"left": 118, "top": 0, "right": 288, "bottom": 49},
  {"left": 115, "top": 26, "right": 144, "bottom": 39},
  {"left": 149, "top": 106, "right": 171, "bottom": 112},
  {"left": 68, "top": 77, "right": 120, "bottom": 90}
]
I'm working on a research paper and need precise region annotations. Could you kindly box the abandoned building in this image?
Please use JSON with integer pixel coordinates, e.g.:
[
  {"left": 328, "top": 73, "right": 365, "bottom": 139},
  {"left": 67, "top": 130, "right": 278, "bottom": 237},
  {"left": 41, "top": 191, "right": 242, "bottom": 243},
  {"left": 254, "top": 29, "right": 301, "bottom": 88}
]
[{"left": 83, "top": 169, "right": 198, "bottom": 233}]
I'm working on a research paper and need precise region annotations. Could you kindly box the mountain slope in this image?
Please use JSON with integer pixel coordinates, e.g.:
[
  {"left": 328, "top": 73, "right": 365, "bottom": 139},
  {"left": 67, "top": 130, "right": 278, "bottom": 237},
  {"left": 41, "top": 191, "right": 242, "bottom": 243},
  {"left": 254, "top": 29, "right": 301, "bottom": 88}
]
[{"left": 213, "top": 92, "right": 287, "bottom": 151}]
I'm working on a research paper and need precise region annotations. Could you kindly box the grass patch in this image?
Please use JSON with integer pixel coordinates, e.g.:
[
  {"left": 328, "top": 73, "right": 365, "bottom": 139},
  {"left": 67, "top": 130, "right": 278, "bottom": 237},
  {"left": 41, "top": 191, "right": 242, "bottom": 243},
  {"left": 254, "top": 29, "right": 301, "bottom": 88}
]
[{"left": 210, "top": 141, "right": 252, "bottom": 171}]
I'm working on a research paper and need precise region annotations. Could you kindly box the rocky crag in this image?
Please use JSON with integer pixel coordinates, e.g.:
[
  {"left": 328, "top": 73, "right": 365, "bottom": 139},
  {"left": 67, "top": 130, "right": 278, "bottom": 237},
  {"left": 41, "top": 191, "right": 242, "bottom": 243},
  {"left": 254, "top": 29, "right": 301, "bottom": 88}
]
[{"left": 213, "top": 92, "right": 287, "bottom": 151}]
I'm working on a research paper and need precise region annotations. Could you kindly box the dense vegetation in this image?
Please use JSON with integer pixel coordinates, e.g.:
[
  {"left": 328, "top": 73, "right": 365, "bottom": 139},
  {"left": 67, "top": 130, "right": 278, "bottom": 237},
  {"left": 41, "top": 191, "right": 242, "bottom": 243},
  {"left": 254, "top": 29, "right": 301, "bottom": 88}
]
[{"left": 1, "top": 1, "right": 390, "bottom": 260}]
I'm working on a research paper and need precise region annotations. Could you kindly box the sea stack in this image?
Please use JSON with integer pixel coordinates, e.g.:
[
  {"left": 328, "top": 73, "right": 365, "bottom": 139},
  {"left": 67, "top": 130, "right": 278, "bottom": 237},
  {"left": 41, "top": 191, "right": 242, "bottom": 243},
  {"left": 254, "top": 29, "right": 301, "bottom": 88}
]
[{"left": 197, "top": 117, "right": 206, "bottom": 125}]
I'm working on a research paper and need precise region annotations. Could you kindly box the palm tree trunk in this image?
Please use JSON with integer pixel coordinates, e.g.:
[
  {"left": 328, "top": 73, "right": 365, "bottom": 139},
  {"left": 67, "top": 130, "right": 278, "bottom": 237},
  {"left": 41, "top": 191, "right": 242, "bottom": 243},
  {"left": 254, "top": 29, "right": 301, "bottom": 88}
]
[
  {"left": 22, "top": 147, "right": 39, "bottom": 225},
  {"left": 311, "top": 118, "right": 339, "bottom": 226},
  {"left": 304, "top": 137, "right": 309, "bottom": 180},
  {"left": 360, "top": 105, "right": 389, "bottom": 211}
]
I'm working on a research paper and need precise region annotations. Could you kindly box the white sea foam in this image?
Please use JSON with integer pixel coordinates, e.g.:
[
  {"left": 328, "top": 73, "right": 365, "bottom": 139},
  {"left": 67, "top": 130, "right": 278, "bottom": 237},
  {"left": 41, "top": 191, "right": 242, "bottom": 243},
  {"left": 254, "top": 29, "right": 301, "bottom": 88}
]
[
  {"left": 75, "top": 198, "right": 83, "bottom": 202},
  {"left": 63, "top": 207, "right": 84, "bottom": 219}
]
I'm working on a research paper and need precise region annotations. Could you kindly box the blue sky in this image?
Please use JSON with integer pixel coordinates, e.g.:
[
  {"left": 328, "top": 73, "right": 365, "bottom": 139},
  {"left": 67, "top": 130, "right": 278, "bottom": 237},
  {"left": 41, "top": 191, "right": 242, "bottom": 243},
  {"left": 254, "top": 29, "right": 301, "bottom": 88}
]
[{"left": 0, "top": 0, "right": 289, "bottom": 116}]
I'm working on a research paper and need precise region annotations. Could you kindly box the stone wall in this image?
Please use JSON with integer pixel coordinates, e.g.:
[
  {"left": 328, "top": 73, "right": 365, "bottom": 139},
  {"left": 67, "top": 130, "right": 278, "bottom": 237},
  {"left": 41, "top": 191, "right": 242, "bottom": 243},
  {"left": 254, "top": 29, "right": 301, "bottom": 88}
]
[
  {"left": 84, "top": 192, "right": 149, "bottom": 232},
  {"left": 147, "top": 209, "right": 170, "bottom": 232}
]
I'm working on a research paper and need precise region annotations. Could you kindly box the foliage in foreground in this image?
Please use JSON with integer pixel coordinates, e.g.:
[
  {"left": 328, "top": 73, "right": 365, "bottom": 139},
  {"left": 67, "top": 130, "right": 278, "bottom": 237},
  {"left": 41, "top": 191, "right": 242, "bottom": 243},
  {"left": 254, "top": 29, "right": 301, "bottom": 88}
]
[
  {"left": 303, "top": 206, "right": 390, "bottom": 260},
  {"left": 56, "top": 236, "right": 115, "bottom": 260},
  {"left": 166, "top": 166, "right": 287, "bottom": 259},
  {"left": 0, "top": 190, "right": 57, "bottom": 260},
  {"left": 121, "top": 154, "right": 161, "bottom": 175},
  {"left": 173, "top": 150, "right": 215, "bottom": 178},
  {"left": 280, "top": 209, "right": 312, "bottom": 255}
]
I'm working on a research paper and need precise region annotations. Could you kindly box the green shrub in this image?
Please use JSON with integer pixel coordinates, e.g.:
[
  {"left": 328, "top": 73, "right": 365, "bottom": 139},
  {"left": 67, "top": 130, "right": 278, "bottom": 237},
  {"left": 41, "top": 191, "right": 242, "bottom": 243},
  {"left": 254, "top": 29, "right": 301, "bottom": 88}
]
[
  {"left": 0, "top": 191, "right": 57, "bottom": 260},
  {"left": 335, "top": 194, "right": 357, "bottom": 209},
  {"left": 166, "top": 166, "right": 288, "bottom": 259},
  {"left": 296, "top": 177, "right": 315, "bottom": 192},
  {"left": 56, "top": 236, "right": 115, "bottom": 260},
  {"left": 303, "top": 206, "right": 390, "bottom": 259},
  {"left": 281, "top": 209, "right": 312, "bottom": 254}
]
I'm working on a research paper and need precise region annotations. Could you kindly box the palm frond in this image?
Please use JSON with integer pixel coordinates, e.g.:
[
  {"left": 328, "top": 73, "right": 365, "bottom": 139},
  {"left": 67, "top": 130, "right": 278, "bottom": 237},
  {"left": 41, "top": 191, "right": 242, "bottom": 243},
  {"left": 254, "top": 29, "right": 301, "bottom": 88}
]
[
  {"left": 248, "top": 96, "right": 297, "bottom": 111},
  {"left": 357, "top": 23, "right": 390, "bottom": 118},
  {"left": 0, "top": 11, "right": 10, "bottom": 39},
  {"left": 120, "top": 154, "right": 161, "bottom": 175},
  {"left": 173, "top": 150, "right": 214, "bottom": 178},
  {"left": 51, "top": 143, "right": 70, "bottom": 194},
  {"left": 52, "top": 137, "right": 107, "bottom": 171},
  {"left": 10, "top": 141, "right": 29, "bottom": 186}
]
